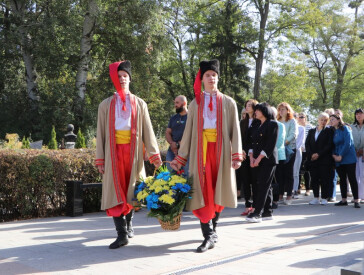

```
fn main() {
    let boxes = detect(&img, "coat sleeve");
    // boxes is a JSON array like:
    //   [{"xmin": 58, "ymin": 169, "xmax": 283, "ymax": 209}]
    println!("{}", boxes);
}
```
[
  {"xmin": 337, "ymin": 126, "xmax": 351, "ymax": 157},
  {"xmin": 95, "ymin": 101, "xmax": 106, "ymax": 166},
  {"xmin": 276, "ymin": 122, "xmax": 285, "ymax": 149},
  {"xmin": 263, "ymin": 122, "xmax": 278, "ymax": 159},
  {"xmin": 230, "ymin": 100, "xmax": 243, "ymax": 161},
  {"xmin": 141, "ymin": 102, "xmax": 161, "ymax": 164},
  {"xmin": 174, "ymin": 101, "xmax": 195, "ymax": 166},
  {"xmin": 305, "ymin": 129, "xmax": 314, "ymax": 160},
  {"xmin": 286, "ymin": 119, "xmax": 298, "ymax": 144},
  {"xmin": 317, "ymin": 128, "xmax": 334, "ymax": 158}
]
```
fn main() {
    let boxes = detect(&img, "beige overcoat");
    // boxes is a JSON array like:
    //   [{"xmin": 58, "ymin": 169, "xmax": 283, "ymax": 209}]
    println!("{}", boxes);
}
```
[
  {"xmin": 175, "ymin": 91, "xmax": 243, "ymax": 211},
  {"xmin": 96, "ymin": 93, "xmax": 160, "ymax": 210}
]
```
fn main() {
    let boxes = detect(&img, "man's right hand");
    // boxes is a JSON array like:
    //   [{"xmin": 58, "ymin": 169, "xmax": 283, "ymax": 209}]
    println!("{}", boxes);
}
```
[
  {"xmin": 170, "ymin": 160, "xmax": 182, "ymax": 171},
  {"xmin": 97, "ymin": 165, "xmax": 105, "ymax": 174}
]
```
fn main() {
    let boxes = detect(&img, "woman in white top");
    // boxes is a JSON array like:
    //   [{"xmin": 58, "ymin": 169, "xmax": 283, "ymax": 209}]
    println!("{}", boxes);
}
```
[
  {"xmin": 293, "ymin": 113, "xmax": 306, "ymax": 195},
  {"xmin": 351, "ymin": 108, "xmax": 364, "ymax": 203},
  {"xmin": 297, "ymin": 112, "xmax": 313, "ymax": 196}
]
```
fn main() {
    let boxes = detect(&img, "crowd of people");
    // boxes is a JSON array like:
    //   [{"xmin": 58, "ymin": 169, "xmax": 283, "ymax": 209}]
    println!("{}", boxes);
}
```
[
  {"xmin": 95, "ymin": 58, "xmax": 363, "ymax": 253},
  {"xmin": 237, "ymin": 101, "xmax": 364, "ymax": 223}
]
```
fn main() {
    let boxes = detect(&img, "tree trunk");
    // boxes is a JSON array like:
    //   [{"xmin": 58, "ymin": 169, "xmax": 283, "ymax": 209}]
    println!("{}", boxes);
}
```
[
  {"xmin": 253, "ymin": 0, "xmax": 269, "ymax": 100},
  {"xmin": 318, "ymin": 69, "xmax": 327, "ymax": 104},
  {"xmin": 176, "ymin": 37, "xmax": 189, "ymax": 97},
  {"xmin": 333, "ymin": 74, "xmax": 344, "ymax": 109},
  {"xmin": 253, "ymin": 51, "xmax": 264, "ymax": 100},
  {"xmin": 75, "ymin": 0, "xmax": 99, "ymax": 101},
  {"xmin": 9, "ymin": 1, "xmax": 39, "ymax": 103}
]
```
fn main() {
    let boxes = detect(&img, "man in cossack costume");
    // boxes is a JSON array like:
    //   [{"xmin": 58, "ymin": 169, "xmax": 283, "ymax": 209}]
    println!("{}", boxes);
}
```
[
  {"xmin": 171, "ymin": 60, "xmax": 244, "ymax": 253},
  {"xmin": 96, "ymin": 60, "xmax": 162, "ymax": 249}
]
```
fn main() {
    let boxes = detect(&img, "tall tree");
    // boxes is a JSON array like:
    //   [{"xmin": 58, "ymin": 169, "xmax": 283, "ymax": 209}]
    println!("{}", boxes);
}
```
[
  {"xmin": 292, "ymin": 0, "xmax": 363, "ymax": 109},
  {"xmin": 7, "ymin": 0, "xmax": 39, "ymax": 103},
  {"xmin": 75, "ymin": 0, "xmax": 99, "ymax": 118},
  {"xmin": 241, "ymin": 0, "xmax": 324, "ymax": 100}
]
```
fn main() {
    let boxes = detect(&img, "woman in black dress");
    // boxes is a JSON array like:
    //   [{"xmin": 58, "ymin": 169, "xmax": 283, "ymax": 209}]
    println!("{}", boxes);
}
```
[
  {"xmin": 237, "ymin": 99, "xmax": 260, "ymax": 216},
  {"xmin": 246, "ymin": 103, "xmax": 278, "ymax": 223}
]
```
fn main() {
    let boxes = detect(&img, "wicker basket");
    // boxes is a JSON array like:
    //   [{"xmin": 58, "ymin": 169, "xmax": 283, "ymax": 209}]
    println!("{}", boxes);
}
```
[{"xmin": 158, "ymin": 213, "xmax": 182, "ymax": 231}]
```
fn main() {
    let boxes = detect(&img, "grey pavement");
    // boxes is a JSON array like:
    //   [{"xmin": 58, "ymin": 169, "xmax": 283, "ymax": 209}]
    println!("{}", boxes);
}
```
[{"xmin": 0, "ymin": 190, "xmax": 363, "ymax": 275}]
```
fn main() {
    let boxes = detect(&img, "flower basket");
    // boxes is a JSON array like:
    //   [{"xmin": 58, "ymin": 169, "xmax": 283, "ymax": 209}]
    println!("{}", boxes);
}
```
[
  {"xmin": 158, "ymin": 213, "xmax": 182, "ymax": 231},
  {"xmin": 135, "ymin": 166, "xmax": 192, "ymax": 231}
]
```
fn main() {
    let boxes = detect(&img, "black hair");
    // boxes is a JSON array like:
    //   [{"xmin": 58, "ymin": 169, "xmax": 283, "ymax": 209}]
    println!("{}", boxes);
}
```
[
  {"xmin": 354, "ymin": 108, "xmax": 364, "ymax": 125},
  {"xmin": 255, "ymin": 102, "xmax": 274, "ymax": 121}
]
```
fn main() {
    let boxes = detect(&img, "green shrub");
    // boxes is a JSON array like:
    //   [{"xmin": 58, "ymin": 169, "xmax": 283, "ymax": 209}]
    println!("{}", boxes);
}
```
[
  {"xmin": 48, "ymin": 126, "xmax": 57, "ymax": 149},
  {"xmin": 0, "ymin": 149, "xmax": 101, "ymax": 222},
  {"xmin": 21, "ymin": 136, "xmax": 30, "ymax": 149},
  {"xmin": 0, "ymin": 149, "xmax": 166, "ymax": 222},
  {"xmin": 75, "ymin": 128, "xmax": 86, "ymax": 149}
]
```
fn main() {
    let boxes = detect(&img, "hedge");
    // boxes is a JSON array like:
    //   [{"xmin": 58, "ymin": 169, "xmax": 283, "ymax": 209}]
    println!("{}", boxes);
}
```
[
  {"xmin": 0, "ymin": 149, "xmax": 164, "ymax": 222},
  {"xmin": 0, "ymin": 149, "xmax": 100, "ymax": 222}
]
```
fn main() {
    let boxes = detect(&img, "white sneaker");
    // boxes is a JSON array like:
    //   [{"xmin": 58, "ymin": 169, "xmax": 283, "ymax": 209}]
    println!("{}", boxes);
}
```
[
  {"xmin": 283, "ymin": 199, "xmax": 292, "ymax": 205},
  {"xmin": 309, "ymin": 198, "xmax": 320, "ymax": 205},
  {"xmin": 246, "ymin": 215, "xmax": 262, "ymax": 223},
  {"xmin": 320, "ymin": 199, "xmax": 328, "ymax": 205}
]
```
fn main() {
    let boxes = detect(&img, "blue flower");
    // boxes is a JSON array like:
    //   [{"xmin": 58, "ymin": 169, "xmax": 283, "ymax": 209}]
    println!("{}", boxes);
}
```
[
  {"xmin": 156, "ymin": 171, "xmax": 171, "ymax": 181},
  {"xmin": 172, "ymin": 183, "xmax": 191, "ymax": 193},
  {"xmin": 146, "ymin": 193, "xmax": 160, "ymax": 210},
  {"xmin": 135, "ymin": 182, "xmax": 146, "ymax": 195}
]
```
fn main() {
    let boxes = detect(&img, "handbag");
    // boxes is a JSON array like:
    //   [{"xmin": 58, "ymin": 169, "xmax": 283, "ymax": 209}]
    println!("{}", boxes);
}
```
[{"xmin": 284, "ymin": 145, "xmax": 294, "ymax": 164}]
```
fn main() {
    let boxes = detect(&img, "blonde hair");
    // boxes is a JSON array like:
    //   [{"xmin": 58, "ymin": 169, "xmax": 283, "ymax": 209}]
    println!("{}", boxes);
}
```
[
  {"xmin": 324, "ymin": 108, "xmax": 335, "ymax": 116},
  {"xmin": 277, "ymin": 102, "xmax": 294, "ymax": 121},
  {"xmin": 318, "ymin": 112, "xmax": 329, "ymax": 121}
]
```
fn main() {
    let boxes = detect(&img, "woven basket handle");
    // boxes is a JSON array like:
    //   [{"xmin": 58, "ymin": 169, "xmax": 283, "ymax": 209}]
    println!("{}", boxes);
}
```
[{"xmin": 153, "ymin": 160, "xmax": 173, "ymax": 177}]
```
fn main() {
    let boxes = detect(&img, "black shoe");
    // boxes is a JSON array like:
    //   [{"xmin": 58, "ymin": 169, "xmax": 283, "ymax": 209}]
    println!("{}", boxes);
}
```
[
  {"xmin": 109, "ymin": 216, "xmax": 129, "ymax": 249},
  {"xmin": 109, "ymin": 235, "xmax": 128, "ymax": 249},
  {"xmin": 246, "ymin": 213, "xmax": 262, "ymax": 223},
  {"xmin": 196, "ymin": 238, "xmax": 215, "ymax": 253},
  {"xmin": 262, "ymin": 212, "xmax": 273, "ymax": 221},
  {"xmin": 125, "ymin": 210, "xmax": 135, "ymax": 238},
  {"xmin": 335, "ymin": 201, "xmax": 348, "ymax": 206},
  {"xmin": 212, "ymin": 212, "xmax": 220, "ymax": 243},
  {"xmin": 272, "ymin": 202, "xmax": 278, "ymax": 209},
  {"xmin": 197, "ymin": 221, "xmax": 215, "ymax": 252},
  {"xmin": 354, "ymin": 202, "xmax": 361, "ymax": 208}
]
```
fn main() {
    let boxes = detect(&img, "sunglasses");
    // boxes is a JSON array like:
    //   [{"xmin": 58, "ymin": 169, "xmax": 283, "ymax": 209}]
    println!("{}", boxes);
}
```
[{"xmin": 299, "ymin": 116, "xmax": 305, "ymax": 119}]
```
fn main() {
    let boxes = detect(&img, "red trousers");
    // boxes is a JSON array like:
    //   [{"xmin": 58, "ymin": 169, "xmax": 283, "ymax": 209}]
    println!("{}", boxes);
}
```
[
  {"xmin": 106, "ymin": 144, "xmax": 133, "ymax": 217},
  {"xmin": 193, "ymin": 142, "xmax": 224, "ymax": 223}
]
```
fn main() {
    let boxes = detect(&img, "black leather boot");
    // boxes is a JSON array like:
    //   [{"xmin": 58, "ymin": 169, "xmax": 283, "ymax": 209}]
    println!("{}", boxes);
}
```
[
  {"xmin": 211, "ymin": 212, "xmax": 220, "ymax": 243},
  {"xmin": 109, "ymin": 216, "xmax": 129, "ymax": 249},
  {"xmin": 196, "ymin": 220, "xmax": 215, "ymax": 253},
  {"xmin": 125, "ymin": 209, "xmax": 135, "ymax": 238}
]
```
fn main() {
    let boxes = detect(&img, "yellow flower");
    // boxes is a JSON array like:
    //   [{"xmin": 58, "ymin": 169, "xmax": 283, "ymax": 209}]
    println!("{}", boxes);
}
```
[
  {"xmin": 137, "ymin": 190, "xmax": 148, "ymax": 201},
  {"xmin": 144, "ymin": 176, "xmax": 155, "ymax": 185},
  {"xmin": 149, "ymin": 179, "xmax": 165, "ymax": 191},
  {"xmin": 159, "ymin": 194, "xmax": 175, "ymax": 205},
  {"xmin": 155, "ymin": 185, "xmax": 170, "ymax": 193},
  {"xmin": 168, "ymin": 175, "xmax": 187, "ymax": 186}
]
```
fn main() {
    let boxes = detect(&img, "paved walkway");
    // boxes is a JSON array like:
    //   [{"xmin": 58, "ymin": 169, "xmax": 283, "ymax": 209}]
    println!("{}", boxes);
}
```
[{"xmin": 0, "ymin": 192, "xmax": 363, "ymax": 275}]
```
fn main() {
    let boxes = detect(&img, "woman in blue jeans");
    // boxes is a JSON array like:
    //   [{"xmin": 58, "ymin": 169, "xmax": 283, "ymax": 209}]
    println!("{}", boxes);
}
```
[{"xmin": 330, "ymin": 114, "xmax": 360, "ymax": 208}]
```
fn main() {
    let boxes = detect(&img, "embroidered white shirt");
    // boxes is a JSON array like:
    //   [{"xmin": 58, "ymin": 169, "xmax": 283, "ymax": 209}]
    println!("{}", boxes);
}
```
[
  {"xmin": 115, "ymin": 93, "xmax": 131, "ymax": 130},
  {"xmin": 203, "ymin": 92, "xmax": 217, "ymax": 129}
]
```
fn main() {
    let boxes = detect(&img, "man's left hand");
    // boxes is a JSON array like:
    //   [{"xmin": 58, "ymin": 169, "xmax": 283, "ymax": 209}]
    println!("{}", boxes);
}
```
[{"xmin": 232, "ymin": 160, "xmax": 241, "ymax": 170}]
